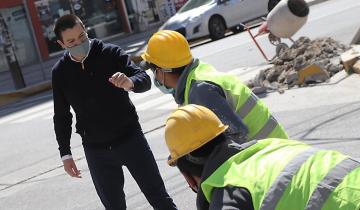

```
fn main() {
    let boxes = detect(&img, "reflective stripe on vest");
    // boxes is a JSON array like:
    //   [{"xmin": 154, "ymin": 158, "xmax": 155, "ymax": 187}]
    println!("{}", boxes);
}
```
[
  {"xmin": 238, "ymin": 93, "xmax": 258, "ymax": 119},
  {"xmin": 305, "ymin": 158, "xmax": 360, "ymax": 210},
  {"xmin": 201, "ymin": 139, "xmax": 360, "ymax": 210},
  {"xmin": 253, "ymin": 116, "xmax": 278, "ymax": 140},
  {"xmin": 184, "ymin": 62, "xmax": 288, "ymax": 140},
  {"xmin": 262, "ymin": 153, "xmax": 360, "ymax": 210},
  {"xmin": 260, "ymin": 147, "xmax": 320, "ymax": 210},
  {"xmin": 236, "ymin": 91, "xmax": 280, "ymax": 139}
]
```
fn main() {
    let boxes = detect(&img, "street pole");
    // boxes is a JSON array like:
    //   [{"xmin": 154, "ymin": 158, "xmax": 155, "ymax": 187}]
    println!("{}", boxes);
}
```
[{"xmin": 0, "ymin": 12, "xmax": 25, "ymax": 89}]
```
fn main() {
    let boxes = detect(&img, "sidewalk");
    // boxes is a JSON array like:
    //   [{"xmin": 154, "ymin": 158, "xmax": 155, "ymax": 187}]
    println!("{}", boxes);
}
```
[
  {"xmin": 0, "ymin": 0, "xmax": 334, "ymax": 106},
  {"xmin": 0, "ymin": 26, "xmax": 159, "ymax": 106}
]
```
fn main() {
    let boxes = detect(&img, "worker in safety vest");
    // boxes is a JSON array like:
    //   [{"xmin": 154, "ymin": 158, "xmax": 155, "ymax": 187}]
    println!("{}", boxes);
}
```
[
  {"xmin": 164, "ymin": 104, "xmax": 360, "ymax": 210},
  {"xmin": 141, "ymin": 30, "xmax": 288, "ymax": 142}
]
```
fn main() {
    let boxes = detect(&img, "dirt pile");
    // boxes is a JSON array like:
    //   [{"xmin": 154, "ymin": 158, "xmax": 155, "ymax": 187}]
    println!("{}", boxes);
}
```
[{"xmin": 247, "ymin": 36, "xmax": 349, "ymax": 94}]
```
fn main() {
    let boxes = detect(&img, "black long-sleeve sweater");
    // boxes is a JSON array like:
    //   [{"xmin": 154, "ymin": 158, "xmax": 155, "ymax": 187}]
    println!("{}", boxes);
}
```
[{"xmin": 52, "ymin": 39, "xmax": 151, "ymax": 157}]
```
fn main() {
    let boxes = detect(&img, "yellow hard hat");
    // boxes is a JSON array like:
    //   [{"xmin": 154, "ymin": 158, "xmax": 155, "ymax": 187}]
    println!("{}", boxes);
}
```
[
  {"xmin": 165, "ymin": 104, "xmax": 228, "ymax": 166},
  {"xmin": 141, "ymin": 30, "xmax": 192, "ymax": 69}
]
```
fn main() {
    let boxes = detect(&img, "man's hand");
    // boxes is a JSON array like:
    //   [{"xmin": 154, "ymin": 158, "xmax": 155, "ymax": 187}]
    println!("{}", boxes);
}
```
[
  {"xmin": 63, "ymin": 158, "xmax": 82, "ymax": 178},
  {"xmin": 109, "ymin": 72, "xmax": 134, "ymax": 91}
]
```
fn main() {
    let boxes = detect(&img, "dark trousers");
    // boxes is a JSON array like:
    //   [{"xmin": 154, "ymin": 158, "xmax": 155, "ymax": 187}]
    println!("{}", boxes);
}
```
[{"xmin": 83, "ymin": 129, "xmax": 177, "ymax": 210}]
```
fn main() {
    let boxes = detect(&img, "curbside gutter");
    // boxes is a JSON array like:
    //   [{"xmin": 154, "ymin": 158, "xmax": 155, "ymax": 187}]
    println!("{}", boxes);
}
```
[
  {"xmin": 0, "ymin": 55, "xmax": 145, "ymax": 108},
  {"xmin": 0, "ymin": 81, "xmax": 51, "ymax": 107}
]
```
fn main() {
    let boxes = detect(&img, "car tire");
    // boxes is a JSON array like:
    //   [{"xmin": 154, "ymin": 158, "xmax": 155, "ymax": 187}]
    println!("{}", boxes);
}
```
[
  {"xmin": 209, "ymin": 16, "xmax": 226, "ymax": 40},
  {"xmin": 268, "ymin": 0, "xmax": 281, "ymax": 12}
]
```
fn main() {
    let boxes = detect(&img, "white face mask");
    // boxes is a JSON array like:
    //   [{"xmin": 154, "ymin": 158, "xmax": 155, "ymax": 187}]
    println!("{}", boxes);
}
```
[
  {"xmin": 153, "ymin": 69, "xmax": 175, "ymax": 95},
  {"xmin": 66, "ymin": 38, "xmax": 90, "ymax": 59},
  {"xmin": 154, "ymin": 77, "xmax": 175, "ymax": 94}
]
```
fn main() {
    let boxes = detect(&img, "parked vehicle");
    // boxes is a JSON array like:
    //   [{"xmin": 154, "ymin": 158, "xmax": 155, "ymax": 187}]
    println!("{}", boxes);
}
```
[{"xmin": 159, "ymin": 0, "xmax": 280, "ymax": 40}]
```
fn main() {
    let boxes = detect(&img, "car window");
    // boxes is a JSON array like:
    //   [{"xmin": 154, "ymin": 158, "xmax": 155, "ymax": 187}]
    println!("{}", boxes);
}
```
[{"xmin": 178, "ymin": 0, "xmax": 214, "ymax": 13}]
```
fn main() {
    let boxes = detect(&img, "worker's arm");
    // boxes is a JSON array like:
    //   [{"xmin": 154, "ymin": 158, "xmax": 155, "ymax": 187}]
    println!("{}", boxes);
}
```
[
  {"xmin": 209, "ymin": 186, "xmax": 254, "ymax": 210},
  {"xmin": 188, "ymin": 81, "xmax": 248, "ymax": 138}
]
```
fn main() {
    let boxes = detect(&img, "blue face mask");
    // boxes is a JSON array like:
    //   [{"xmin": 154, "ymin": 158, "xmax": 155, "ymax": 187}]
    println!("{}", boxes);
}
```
[
  {"xmin": 66, "ymin": 38, "xmax": 90, "ymax": 59},
  {"xmin": 154, "ymin": 77, "xmax": 175, "ymax": 95}
]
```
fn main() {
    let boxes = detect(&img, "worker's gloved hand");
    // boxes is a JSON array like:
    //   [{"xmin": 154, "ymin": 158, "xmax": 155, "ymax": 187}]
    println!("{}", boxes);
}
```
[
  {"xmin": 109, "ymin": 72, "xmax": 134, "ymax": 91},
  {"xmin": 63, "ymin": 158, "xmax": 82, "ymax": 178}
]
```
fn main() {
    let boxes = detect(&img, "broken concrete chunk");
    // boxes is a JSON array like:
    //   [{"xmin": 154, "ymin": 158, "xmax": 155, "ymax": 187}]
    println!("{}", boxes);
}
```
[
  {"xmin": 297, "ymin": 64, "xmax": 329, "ymax": 85},
  {"xmin": 328, "ymin": 64, "xmax": 343, "ymax": 75},
  {"xmin": 294, "ymin": 56, "xmax": 306, "ymax": 70},
  {"xmin": 315, "ymin": 59, "xmax": 330, "ymax": 69},
  {"xmin": 266, "ymin": 66, "xmax": 284, "ymax": 82},
  {"xmin": 251, "ymin": 86, "xmax": 267, "ymax": 95},
  {"xmin": 253, "ymin": 69, "xmax": 266, "ymax": 87},
  {"xmin": 273, "ymin": 58, "xmax": 284, "ymax": 65},
  {"xmin": 330, "ymin": 56, "xmax": 341, "ymax": 66},
  {"xmin": 285, "ymin": 70, "xmax": 299, "ymax": 85},
  {"xmin": 353, "ymin": 60, "xmax": 360, "ymax": 74},
  {"xmin": 277, "ymin": 70, "xmax": 287, "ymax": 83},
  {"xmin": 278, "ymin": 89, "xmax": 285, "ymax": 94},
  {"xmin": 245, "ymin": 79, "xmax": 254, "ymax": 88},
  {"xmin": 307, "ymin": 45, "xmax": 322, "ymax": 56},
  {"xmin": 340, "ymin": 48, "xmax": 360, "ymax": 72},
  {"xmin": 304, "ymin": 73, "xmax": 330, "ymax": 84},
  {"xmin": 262, "ymin": 80, "xmax": 279, "ymax": 90},
  {"xmin": 250, "ymin": 37, "xmax": 349, "ymax": 93}
]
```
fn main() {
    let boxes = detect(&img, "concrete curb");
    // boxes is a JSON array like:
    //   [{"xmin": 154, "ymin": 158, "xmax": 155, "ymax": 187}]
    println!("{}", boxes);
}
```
[
  {"xmin": 0, "ymin": 81, "xmax": 52, "ymax": 107},
  {"xmin": 0, "ymin": 54, "xmax": 144, "ymax": 107}
]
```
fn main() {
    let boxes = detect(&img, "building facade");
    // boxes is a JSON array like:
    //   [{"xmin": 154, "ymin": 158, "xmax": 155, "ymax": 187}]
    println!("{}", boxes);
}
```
[{"xmin": 0, "ymin": 0, "xmax": 188, "ymax": 72}]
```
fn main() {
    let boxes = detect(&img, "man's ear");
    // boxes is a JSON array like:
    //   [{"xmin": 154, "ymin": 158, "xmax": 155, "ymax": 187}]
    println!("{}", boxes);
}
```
[{"xmin": 57, "ymin": 40, "xmax": 66, "ymax": 49}]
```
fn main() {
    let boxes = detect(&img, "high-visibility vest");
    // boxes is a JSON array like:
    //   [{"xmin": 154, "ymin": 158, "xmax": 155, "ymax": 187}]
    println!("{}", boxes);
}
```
[
  {"xmin": 184, "ymin": 62, "xmax": 288, "ymax": 140},
  {"xmin": 201, "ymin": 138, "xmax": 360, "ymax": 210}
]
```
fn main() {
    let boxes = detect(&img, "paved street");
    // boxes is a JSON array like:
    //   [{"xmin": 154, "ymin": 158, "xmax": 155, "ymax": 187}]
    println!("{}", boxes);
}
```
[
  {"xmin": 1, "ymin": 0, "xmax": 360, "ymax": 209},
  {"xmin": 192, "ymin": 0, "xmax": 360, "ymax": 70}
]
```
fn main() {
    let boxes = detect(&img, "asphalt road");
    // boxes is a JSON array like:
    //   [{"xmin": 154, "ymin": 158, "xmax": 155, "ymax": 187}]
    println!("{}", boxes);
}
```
[
  {"xmin": 1, "ymin": 0, "xmax": 360, "ymax": 209},
  {"xmin": 192, "ymin": 0, "xmax": 360, "ymax": 70}
]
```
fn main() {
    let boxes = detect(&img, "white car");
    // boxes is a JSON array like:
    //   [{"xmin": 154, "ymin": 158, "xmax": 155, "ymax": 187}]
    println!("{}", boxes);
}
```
[{"xmin": 160, "ymin": 0, "xmax": 280, "ymax": 40}]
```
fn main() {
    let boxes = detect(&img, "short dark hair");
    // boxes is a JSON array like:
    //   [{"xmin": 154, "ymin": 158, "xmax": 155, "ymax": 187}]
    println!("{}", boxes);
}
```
[
  {"xmin": 176, "ymin": 133, "xmax": 226, "ymax": 177},
  {"xmin": 53, "ymin": 14, "xmax": 85, "ymax": 41}
]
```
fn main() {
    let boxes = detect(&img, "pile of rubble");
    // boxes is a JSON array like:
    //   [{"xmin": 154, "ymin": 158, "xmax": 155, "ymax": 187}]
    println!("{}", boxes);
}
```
[{"xmin": 247, "ymin": 36, "xmax": 349, "ymax": 94}]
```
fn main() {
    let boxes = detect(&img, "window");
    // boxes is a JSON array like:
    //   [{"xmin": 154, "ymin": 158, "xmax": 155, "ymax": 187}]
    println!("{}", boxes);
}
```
[
  {"xmin": 178, "ymin": 0, "xmax": 213, "ymax": 14},
  {"xmin": 0, "ymin": 6, "xmax": 38, "ymax": 72},
  {"xmin": 35, "ymin": 0, "xmax": 123, "ymax": 54}
]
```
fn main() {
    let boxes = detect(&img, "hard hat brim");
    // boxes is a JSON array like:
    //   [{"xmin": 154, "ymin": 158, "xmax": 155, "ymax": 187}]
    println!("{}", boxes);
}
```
[{"xmin": 139, "ymin": 60, "xmax": 152, "ymax": 70}]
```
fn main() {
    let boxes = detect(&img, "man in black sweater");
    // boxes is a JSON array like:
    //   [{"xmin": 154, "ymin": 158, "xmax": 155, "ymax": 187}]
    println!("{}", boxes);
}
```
[{"xmin": 52, "ymin": 14, "xmax": 177, "ymax": 210}]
